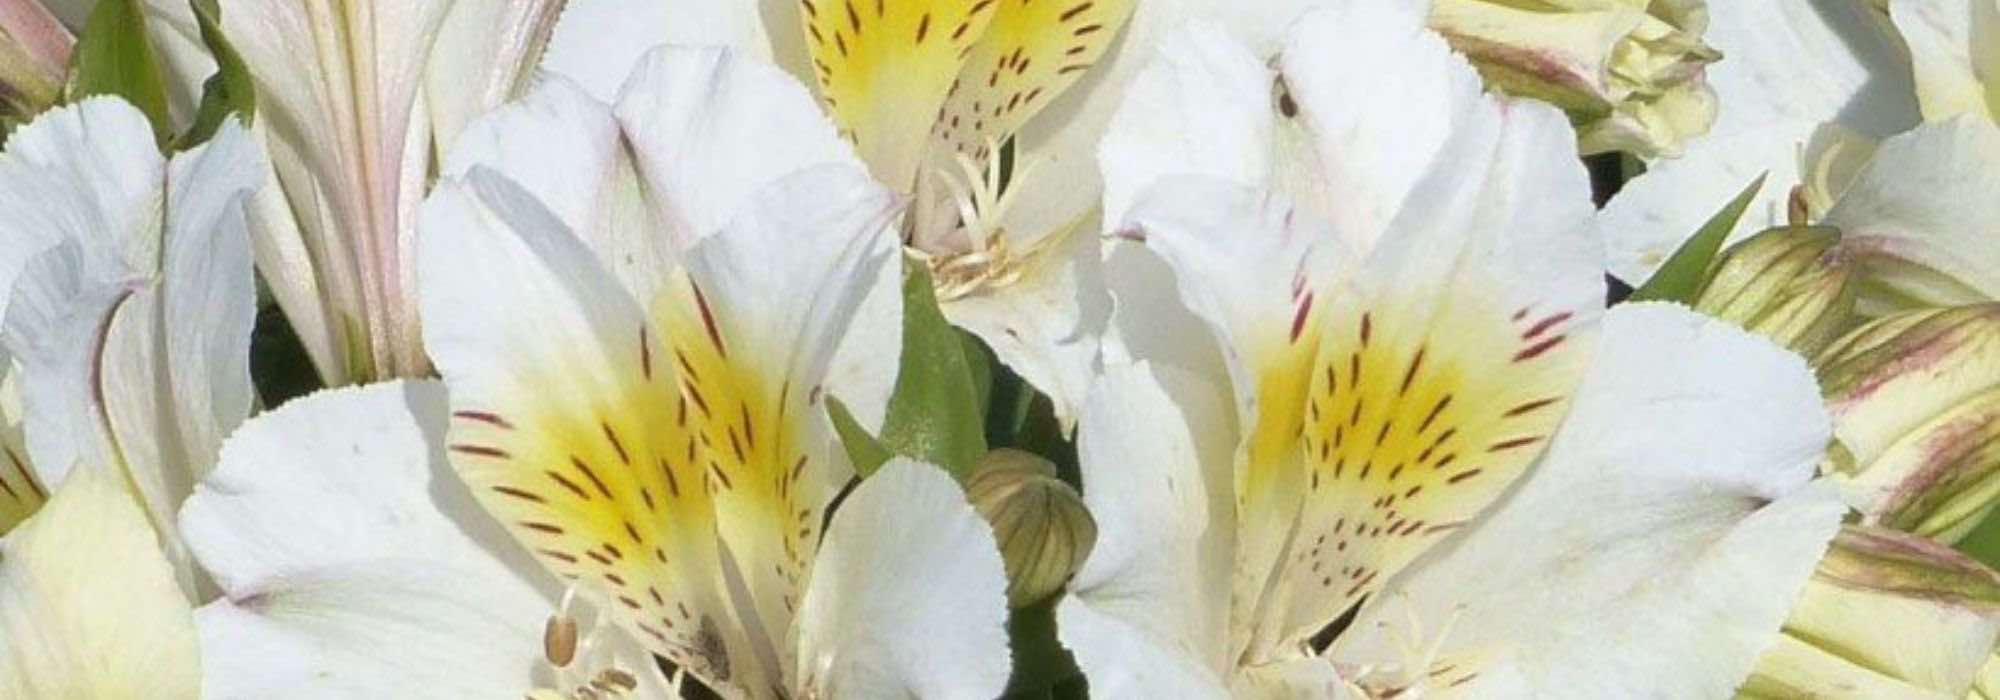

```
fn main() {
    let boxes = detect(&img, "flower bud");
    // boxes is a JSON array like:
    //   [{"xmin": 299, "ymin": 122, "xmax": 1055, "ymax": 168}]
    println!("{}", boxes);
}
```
[
  {"xmin": 964, "ymin": 449, "xmax": 1097, "ymax": 608},
  {"xmin": 1692, "ymin": 225, "xmax": 1856, "ymax": 357},
  {"xmin": 1817, "ymin": 305, "xmax": 2000, "ymax": 541},
  {"xmin": 1741, "ymin": 526, "xmax": 2000, "ymax": 698},
  {"xmin": 1429, "ymin": 0, "xmax": 1720, "ymax": 158},
  {"xmin": 0, "ymin": 1, "xmax": 70, "ymax": 140}
]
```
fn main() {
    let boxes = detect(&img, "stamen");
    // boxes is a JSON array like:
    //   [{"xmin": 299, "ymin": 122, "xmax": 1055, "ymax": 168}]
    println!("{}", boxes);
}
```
[
  {"xmin": 914, "ymin": 138, "xmax": 1072, "ymax": 300},
  {"xmin": 1341, "ymin": 594, "xmax": 1473, "ymax": 698},
  {"xmin": 545, "ymin": 584, "xmax": 583, "ymax": 667},
  {"xmin": 532, "ymin": 582, "xmax": 649, "ymax": 699}
]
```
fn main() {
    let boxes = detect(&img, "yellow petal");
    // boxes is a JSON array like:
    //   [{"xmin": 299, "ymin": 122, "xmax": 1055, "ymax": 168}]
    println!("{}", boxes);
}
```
[
  {"xmin": 422, "ymin": 171, "xmax": 753, "ymax": 692},
  {"xmin": 0, "ymin": 464, "xmax": 197, "ymax": 699},
  {"xmin": 1263, "ymin": 285, "xmax": 1591, "ymax": 644},
  {"xmin": 803, "ymin": 0, "xmax": 999, "ymax": 189},
  {"xmin": 931, "ymin": 0, "xmax": 1137, "ymax": 163},
  {"xmin": 423, "ymin": 158, "xmax": 894, "ymax": 698}
]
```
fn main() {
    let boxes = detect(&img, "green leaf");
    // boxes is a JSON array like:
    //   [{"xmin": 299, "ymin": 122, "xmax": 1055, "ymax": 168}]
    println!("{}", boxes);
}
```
[
  {"xmin": 961, "ymin": 329, "xmax": 995, "ymax": 421},
  {"xmin": 876, "ymin": 258, "xmax": 988, "ymax": 479},
  {"xmin": 1628, "ymin": 173, "xmax": 1767, "ymax": 304},
  {"xmin": 1957, "ymin": 507, "xmax": 2000, "ymax": 570},
  {"xmin": 173, "ymin": 0, "xmax": 257, "ymax": 150},
  {"xmin": 65, "ymin": 0, "xmax": 172, "ymax": 145},
  {"xmin": 826, "ymin": 397, "xmax": 895, "ymax": 478}
]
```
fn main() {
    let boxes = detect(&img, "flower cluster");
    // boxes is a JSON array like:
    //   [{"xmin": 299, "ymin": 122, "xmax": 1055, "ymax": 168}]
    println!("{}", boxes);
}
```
[{"xmin": 0, "ymin": 0, "xmax": 1996, "ymax": 698}]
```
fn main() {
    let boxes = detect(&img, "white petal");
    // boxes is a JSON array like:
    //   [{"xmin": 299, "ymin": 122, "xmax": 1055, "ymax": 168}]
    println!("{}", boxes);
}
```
[
  {"xmin": 1117, "ymin": 176, "xmax": 1336, "ymax": 428},
  {"xmin": 4, "ymin": 115, "xmax": 262, "ymax": 591},
  {"xmin": 1701, "ymin": 1, "xmax": 1918, "ymax": 139},
  {"xmin": 0, "ymin": 463, "xmax": 198, "ymax": 699},
  {"xmin": 426, "ymin": 0, "xmax": 565, "ymax": 150},
  {"xmin": 1600, "ymin": 0, "xmax": 1919, "ymax": 285},
  {"xmin": 1823, "ymin": 116, "xmax": 2000, "ymax": 306},
  {"xmin": 442, "ymin": 76, "xmax": 623, "ymax": 232},
  {"xmin": 1097, "ymin": 20, "xmax": 1275, "ymax": 238},
  {"xmin": 97, "ymin": 284, "xmax": 201, "ymax": 583},
  {"xmin": 824, "ymin": 250, "xmax": 902, "ymax": 432},
  {"xmin": 796, "ymin": 459, "xmax": 1011, "ymax": 699},
  {"xmin": 1011, "ymin": 0, "xmax": 1324, "ymax": 244},
  {"xmin": 224, "ymin": 0, "xmax": 457, "ymax": 376},
  {"xmin": 1332, "ymin": 303, "xmax": 1846, "ymax": 699},
  {"xmin": 539, "ymin": 0, "xmax": 781, "ymax": 102},
  {"xmin": 1889, "ymin": 0, "xmax": 2000, "ymax": 122},
  {"xmin": 612, "ymin": 45, "xmax": 858, "ymax": 246},
  {"xmin": 242, "ymin": 119, "xmax": 347, "ymax": 385},
  {"xmin": 678, "ymin": 163, "xmax": 899, "ymax": 403},
  {"xmin": 1, "ymin": 241, "xmax": 123, "ymax": 496},
  {"xmin": 943, "ymin": 227, "xmax": 1108, "ymax": 429},
  {"xmin": 1277, "ymin": 2, "xmax": 1488, "ymax": 253},
  {"xmin": 1063, "ymin": 362, "xmax": 1236, "ymax": 680},
  {"xmin": 1055, "ymin": 597, "xmax": 1231, "ymax": 700},
  {"xmin": 446, "ymin": 45, "xmax": 864, "ymax": 304},
  {"xmin": 1098, "ymin": 240, "xmax": 1227, "ymax": 381},
  {"xmin": 419, "ymin": 164, "xmax": 651, "ymax": 400},
  {"xmin": 181, "ymin": 380, "xmax": 558, "ymax": 698},
  {"xmin": 158, "ymin": 118, "xmax": 263, "ymax": 481},
  {"xmin": 442, "ymin": 74, "xmax": 675, "ymax": 302},
  {"xmin": 0, "ymin": 97, "xmax": 164, "ymax": 295}
]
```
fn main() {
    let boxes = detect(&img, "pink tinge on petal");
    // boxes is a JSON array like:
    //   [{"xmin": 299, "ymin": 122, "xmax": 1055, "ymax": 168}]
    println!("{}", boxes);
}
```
[{"xmin": 0, "ymin": 0, "xmax": 73, "ymax": 78}]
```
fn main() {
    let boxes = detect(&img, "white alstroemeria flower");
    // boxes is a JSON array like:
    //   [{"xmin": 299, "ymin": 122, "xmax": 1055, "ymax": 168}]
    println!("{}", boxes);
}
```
[
  {"xmin": 1598, "ymin": 0, "xmax": 1921, "ymax": 285},
  {"xmin": 412, "ymin": 64, "xmax": 1012, "ymax": 697},
  {"xmin": 1080, "ymin": 4, "xmax": 1845, "ymax": 695},
  {"xmin": 149, "ymin": 0, "xmax": 565, "ymax": 384},
  {"xmin": 1884, "ymin": 0, "xmax": 2000, "ymax": 124},
  {"xmin": 182, "ymin": 380, "xmax": 674, "ymax": 698},
  {"xmin": 539, "ymin": 0, "xmax": 1319, "ymax": 425},
  {"xmin": 431, "ymin": 43, "xmax": 907, "ymax": 426},
  {"xmin": 0, "ymin": 463, "xmax": 199, "ymax": 699},
  {"xmin": 1063, "ymin": 307, "xmax": 1847, "ymax": 698},
  {"xmin": 0, "ymin": 98, "xmax": 260, "ymax": 589},
  {"xmin": 185, "ymin": 381, "xmax": 1004, "ymax": 699}
]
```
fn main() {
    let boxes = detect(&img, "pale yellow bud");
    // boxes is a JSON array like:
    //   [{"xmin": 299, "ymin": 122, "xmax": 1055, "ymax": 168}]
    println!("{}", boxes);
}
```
[
  {"xmin": 1429, "ymin": 0, "xmax": 1720, "ymax": 157},
  {"xmin": 1693, "ymin": 226, "xmax": 1857, "ymax": 357},
  {"xmin": 1742, "ymin": 526, "xmax": 2000, "ymax": 699},
  {"xmin": 964, "ymin": 449, "xmax": 1097, "ymax": 608},
  {"xmin": 1818, "ymin": 305, "xmax": 2000, "ymax": 541}
]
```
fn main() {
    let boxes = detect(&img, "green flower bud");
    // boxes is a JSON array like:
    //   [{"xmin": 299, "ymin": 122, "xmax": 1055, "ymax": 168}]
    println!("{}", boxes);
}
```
[
  {"xmin": 1429, "ymin": 0, "xmax": 1720, "ymax": 158},
  {"xmin": 1818, "ymin": 305, "xmax": 2000, "ymax": 542},
  {"xmin": 1692, "ymin": 225, "xmax": 1857, "ymax": 357},
  {"xmin": 964, "ymin": 449, "xmax": 1096, "ymax": 608},
  {"xmin": 1741, "ymin": 526, "xmax": 2000, "ymax": 699}
]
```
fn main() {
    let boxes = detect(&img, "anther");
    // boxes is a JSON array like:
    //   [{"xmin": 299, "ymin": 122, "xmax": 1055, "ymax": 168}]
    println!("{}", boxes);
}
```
[{"xmin": 544, "ymin": 615, "xmax": 579, "ymax": 667}]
